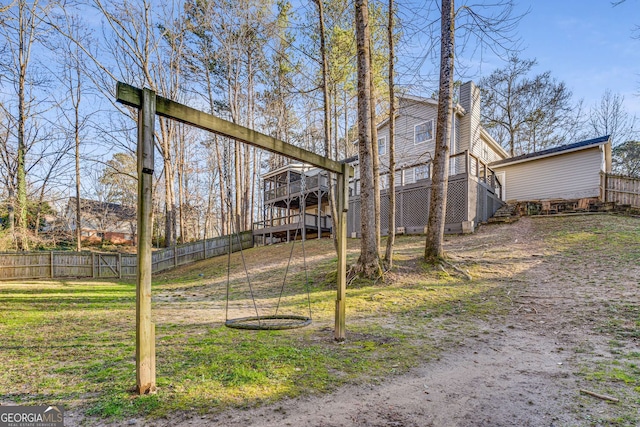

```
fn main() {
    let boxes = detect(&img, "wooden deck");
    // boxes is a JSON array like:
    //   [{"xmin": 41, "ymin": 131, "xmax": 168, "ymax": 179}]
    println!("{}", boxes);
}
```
[{"xmin": 253, "ymin": 213, "xmax": 332, "ymax": 244}]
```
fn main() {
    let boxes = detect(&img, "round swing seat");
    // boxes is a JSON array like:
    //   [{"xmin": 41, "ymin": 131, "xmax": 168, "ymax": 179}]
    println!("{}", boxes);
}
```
[{"xmin": 225, "ymin": 314, "xmax": 312, "ymax": 330}]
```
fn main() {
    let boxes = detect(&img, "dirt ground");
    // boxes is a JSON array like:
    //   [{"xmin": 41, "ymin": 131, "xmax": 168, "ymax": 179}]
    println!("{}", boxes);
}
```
[{"xmin": 76, "ymin": 215, "xmax": 640, "ymax": 427}]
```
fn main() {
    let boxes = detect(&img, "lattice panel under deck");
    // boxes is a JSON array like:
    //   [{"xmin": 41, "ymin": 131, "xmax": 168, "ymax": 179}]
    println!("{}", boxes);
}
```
[
  {"xmin": 402, "ymin": 187, "xmax": 430, "ymax": 229},
  {"xmin": 446, "ymin": 180, "xmax": 467, "ymax": 223}
]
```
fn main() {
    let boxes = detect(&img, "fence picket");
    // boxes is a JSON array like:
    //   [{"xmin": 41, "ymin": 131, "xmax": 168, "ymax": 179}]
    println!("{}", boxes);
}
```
[
  {"xmin": 603, "ymin": 173, "xmax": 640, "ymax": 208},
  {"xmin": 0, "ymin": 231, "xmax": 253, "ymax": 281}
]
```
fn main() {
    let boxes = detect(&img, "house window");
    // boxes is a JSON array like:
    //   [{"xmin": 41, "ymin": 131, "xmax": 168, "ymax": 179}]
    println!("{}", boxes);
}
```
[
  {"xmin": 404, "ymin": 168, "xmax": 415, "ymax": 184},
  {"xmin": 414, "ymin": 120, "xmax": 433, "ymax": 144},
  {"xmin": 378, "ymin": 136, "xmax": 387, "ymax": 156},
  {"xmin": 415, "ymin": 164, "xmax": 430, "ymax": 181}
]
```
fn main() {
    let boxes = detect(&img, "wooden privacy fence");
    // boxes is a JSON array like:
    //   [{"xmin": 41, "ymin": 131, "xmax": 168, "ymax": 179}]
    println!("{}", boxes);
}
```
[
  {"xmin": 602, "ymin": 173, "xmax": 640, "ymax": 208},
  {"xmin": 0, "ymin": 231, "xmax": 253, "ymax": 281}
]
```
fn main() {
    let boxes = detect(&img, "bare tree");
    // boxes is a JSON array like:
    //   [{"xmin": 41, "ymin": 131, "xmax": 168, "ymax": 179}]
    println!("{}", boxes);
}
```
[
  {"xmin": 314, "ymin": 0, "xmax": 340, "ymax": 251},
  {"xmin": 425, "ymin": 0, "xmax": 454, "ymax": 262},
  {"xmin": 89, "ymin": 0, "xmax": 189, "ymax": 247},
  {"xmin": 0, "ymin": 0, "xmax": 52, "ymax": 249},
  {"xmin": 425, "ymin": 0, "xmax": 520, "ymax": 261},
  {"xmin": 589, "ymin": 90, "xmax": 637, "ymax": 147},
  {"xmin": 50, "ymin": 13, "xmax": 94, "ymax": 251},
  {"xmin": 480, "ymin": 56, "xmax": 575, "ymax": 156},
  {"xmin": 0, "ymin": 106, "xmax": 16, "ymax": 241},
  {"xmin": 353, "ymin": 0, "xmax": 382, "ymax": 278},
  {"xmin": 384, "ymin": 0, "xmax": 396, "ymax": 268}
]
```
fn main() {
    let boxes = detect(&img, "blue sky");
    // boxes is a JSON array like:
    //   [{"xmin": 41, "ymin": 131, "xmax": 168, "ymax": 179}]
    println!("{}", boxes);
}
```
[{"xmin": 504, "ymin": 0, "xmax": 640, "ymax": 116}]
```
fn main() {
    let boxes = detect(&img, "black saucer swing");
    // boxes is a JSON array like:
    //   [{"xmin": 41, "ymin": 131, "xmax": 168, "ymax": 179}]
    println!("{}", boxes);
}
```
[{"xmin": 223, "ymin": 171, "xmax": 312, "ymax": 331}]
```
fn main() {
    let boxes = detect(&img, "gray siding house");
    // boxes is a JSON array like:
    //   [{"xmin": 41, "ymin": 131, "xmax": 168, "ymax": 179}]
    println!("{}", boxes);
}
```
[
  {"xmin": 255, "ymin": 82, "xmax": 613, "ymax": 243},
  {"xmin": 256, "ymin": 81, "xmax": 507, "ymax": 243}
]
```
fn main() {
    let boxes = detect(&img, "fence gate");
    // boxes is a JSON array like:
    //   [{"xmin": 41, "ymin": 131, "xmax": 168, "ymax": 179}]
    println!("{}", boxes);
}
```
[{"xmin": 94, "ymin": 253, "xmax": 121, "ymax": 278}]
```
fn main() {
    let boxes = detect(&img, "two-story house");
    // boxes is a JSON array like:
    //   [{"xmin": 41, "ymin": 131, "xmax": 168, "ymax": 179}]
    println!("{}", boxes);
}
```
[
  {"xmin": 347, "ymin": 81, "xmax": 508, "ymax": 236},
  {"xmin": 255, "ymin": 81, "xmax": 507, "ymax": 243}
]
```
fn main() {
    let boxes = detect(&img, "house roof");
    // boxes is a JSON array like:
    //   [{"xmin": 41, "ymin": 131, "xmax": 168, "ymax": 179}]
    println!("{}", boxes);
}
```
[
  {"xmin": 375, "ymin": 94, "xmax": 467, "ymax": 131},
  {"xmin": 341, "ymin": 155, "xmax": 359, "ymax": 164},
  {"xmin": 68, "ymin": 197, "xmax": 135, "ymax": 221},
  {"xmin": 489, "ymin": 135, "xmax": 611, "ymax": 168},
  {"xmin": 399, "ymin": 93, "xmax": 439, "ymax": 106},
  {"xmin": 261, "ymin": 162, "xmax": 325, "ymax": 180}
]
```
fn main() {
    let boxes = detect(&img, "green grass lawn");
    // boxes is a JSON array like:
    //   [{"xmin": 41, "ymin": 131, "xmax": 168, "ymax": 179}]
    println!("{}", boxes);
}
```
[
  {"xmin": 0, "ymin": 233, "xmax": 507, "ymax": 420},
  {"xmin": 1, "ymin": 214, "xmax": 639, "ymax": 424}
]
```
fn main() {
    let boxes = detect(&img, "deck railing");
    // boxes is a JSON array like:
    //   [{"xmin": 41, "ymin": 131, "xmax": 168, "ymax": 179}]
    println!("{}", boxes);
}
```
[
  {"xmin": 264, "ymin": 174, "xmax": 329, "ymax": 202},
  {"xmin": 254, "ymin": 213, "xmax": 332, "ymax": 231},
  {"xmin": 351, "ymin": 150, "xmax": 502, "ymax": 198}
]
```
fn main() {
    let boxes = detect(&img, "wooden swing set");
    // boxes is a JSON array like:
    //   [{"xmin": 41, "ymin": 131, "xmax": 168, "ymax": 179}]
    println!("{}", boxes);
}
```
[{"xmin": 115, "ymin": 82, "xmax": 353, "ymax": 395}]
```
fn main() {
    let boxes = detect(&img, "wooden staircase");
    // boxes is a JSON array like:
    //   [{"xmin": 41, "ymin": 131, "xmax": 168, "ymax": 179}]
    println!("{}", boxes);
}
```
[{"xmin": 487, "ymin": 203, "xmax": 519, "ymax": 224}]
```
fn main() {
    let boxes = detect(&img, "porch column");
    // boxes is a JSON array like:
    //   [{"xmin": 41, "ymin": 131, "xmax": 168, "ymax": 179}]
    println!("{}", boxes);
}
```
[
  {"xmin": 317, "ymin": 189, "xmax": 322, "ymax": 239},
  {"xmin": 286, "ymin": 200, "xmax": 290, "ymax": 243}
]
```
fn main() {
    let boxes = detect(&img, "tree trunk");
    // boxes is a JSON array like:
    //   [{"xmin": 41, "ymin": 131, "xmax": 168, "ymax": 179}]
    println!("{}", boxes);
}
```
[
  {"xmin": 7, "ymin": 187, "xmax": 15, "ymax": 240},
  {"xmin": 214, "ymin": 139, "xmax": 228, "ymax": 236},
  {"xmin": 384, "ymin": 0, "xmax": 396, "ymax": 267},
  {"xmin": 425, "ymin": 0, "xmax": 455, "ymax": 262},
  {"xmin": 177, "ymin": 125, "xmax": 186, "ymax": 244},
  {"xmin": 160, "ymin": 118, "xmax": 176, "ymax": 248},
  {"xmin": 234, "ymin": 140, "xmax": 242, "ymax": 231},
  {"xmin": 354, "ymin": 0, "xmax": 382, "ymax": 278},
  {"xmin": 75, "ymin": 83, "xmax": 82, "ymax": 251},
  {"xmin": 370, "ymin": 73, "xmax": 380, "ymax": 250},
  {"xmin": 315, "ymin": 0, "xmax": 339, "ymax": 251},
  {"xmin": 16, "ymin": 2, "xmax": 29, "ymax": 251},
  {"xmin": 245, "ymin": 50, "xmax": 254, "ymax": 231}
]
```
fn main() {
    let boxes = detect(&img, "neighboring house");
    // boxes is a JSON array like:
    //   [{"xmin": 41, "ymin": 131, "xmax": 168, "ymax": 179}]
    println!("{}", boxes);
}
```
[
  {"xmin": 66, "ymin": 197, "xmax": 136, "ymax": 245},
  {"xmin": 490, "ymin": 135, "xmax": 612, "ymax": 202},
  {"xmin": 255, "ymin": 81, "xmax": 507, "ymax": 242}
]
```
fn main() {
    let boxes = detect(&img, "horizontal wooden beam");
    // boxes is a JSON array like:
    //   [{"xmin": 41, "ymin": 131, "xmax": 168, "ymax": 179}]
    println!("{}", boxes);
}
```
[{"xmin": 116, "ymin": 82, "xmax": 353, "ymax": 176}]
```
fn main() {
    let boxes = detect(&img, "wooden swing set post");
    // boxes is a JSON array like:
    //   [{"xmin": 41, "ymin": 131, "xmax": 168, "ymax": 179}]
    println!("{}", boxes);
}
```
[
  {"xmin": 116, "ymin": 82, "xmax": 354, "ymax": 394},
  {"xmin": 136, "ymin": 88, "xmax": 156, "ymax": 394},
  {"xmin": 334, "ymin": 163, "xmax": 350, "ymax": 341}
]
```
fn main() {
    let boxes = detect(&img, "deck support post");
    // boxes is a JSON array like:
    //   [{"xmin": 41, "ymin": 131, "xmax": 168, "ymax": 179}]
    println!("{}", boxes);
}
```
[
  {"xmin": 301, "ymin": 194, "xmax": 306, "ymax": 241},
  {"xmin": 317, "ymin": 188, "xmax": 322, "ymax": 239}
]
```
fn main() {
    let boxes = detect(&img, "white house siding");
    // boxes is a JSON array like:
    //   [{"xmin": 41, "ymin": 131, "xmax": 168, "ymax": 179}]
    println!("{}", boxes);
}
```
[
  {"xmin": 458, "ymin": 81, "xmax": 482, "ymax": 155},
  {"xmin": 492, "ymin": 147, "xmax": 604, "ymax": 201},
  {"xmin": 480, "ymin": 132, "xmax": 505, "ymax": 164},
  {"xmin": 458, "ymin": 84, "xmax": 471, "ymax": 152}
]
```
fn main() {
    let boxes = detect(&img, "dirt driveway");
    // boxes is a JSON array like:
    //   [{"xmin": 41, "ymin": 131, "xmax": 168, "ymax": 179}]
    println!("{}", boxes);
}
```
[{"xmin": 107, "ymin": 215, "xmax": 640, "ymax": 426}]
